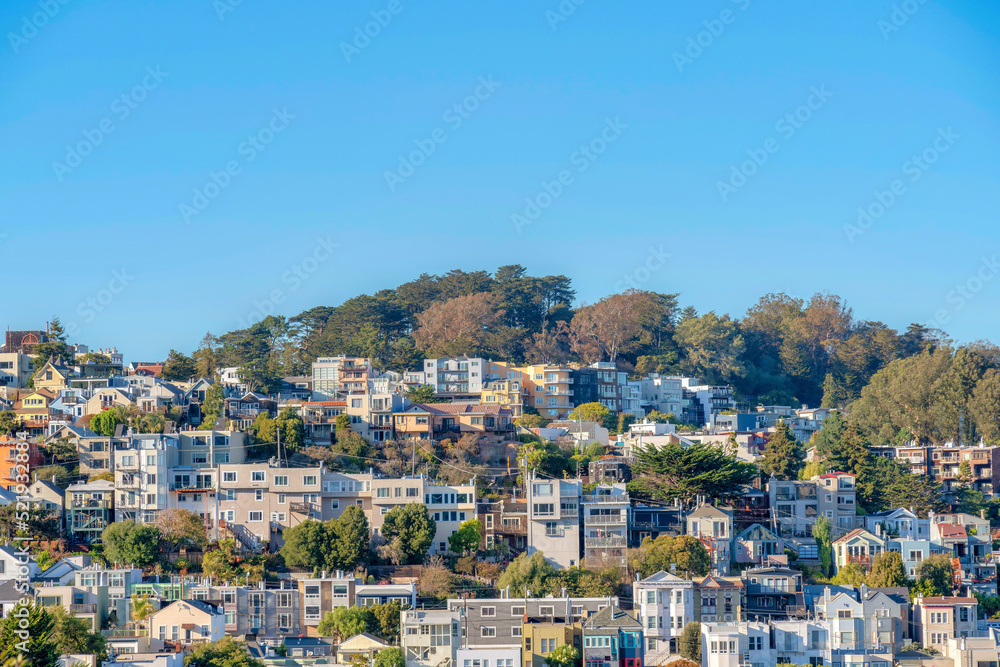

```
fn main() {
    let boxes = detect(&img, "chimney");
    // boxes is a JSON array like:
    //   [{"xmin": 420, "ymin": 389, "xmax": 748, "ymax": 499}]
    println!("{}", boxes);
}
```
[{"xmin": 980, "ymin": 509, "xmax": 986, "ymax": 520}]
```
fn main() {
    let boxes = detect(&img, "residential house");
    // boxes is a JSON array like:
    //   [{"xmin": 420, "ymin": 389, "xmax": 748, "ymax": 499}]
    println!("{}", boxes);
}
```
[
  {"xmin": 742, "ymin": 566, "xmax": 804, "ymax": 621},
  {"xmin": 633, "ymin": 571, "xmax": 695, "ymax": 660},
  {"xmin": 401, "ymin": 609, "xmax": 462, "ymax": 667},
  {"xmin": 582, "ymin": 605, "xmax": 644, "ymax": 667},
  {"xmin": 65, "ymin": 479, "xmax": 115, "ymax": 545},
  {"xmin": 734, "ymin": 524, "xmax": 783, "ymax": 566},
  {"xmin": 33, "ymin": 357, "xmax": 73, "ymax": 392},
  {"xmin": 313, "ymin": 356, "xmax": 374, "ymax": 400},
  {"xmin": 526, "ymin": 475, "xmax": 581, "ymax": 568},
  {"xmin": 694, "ymin": 575, "xmax": 744, "ymax": 624},
  {"xmin": 480, "ymin": 379, "xmax": 524, "ymax": 418},
  {"xmin": 832, "ymin": 528, "xmax": 886, "ymax": 574},
  {"xmin": 392, "ymin": 403, "xmax": 514, "ymax": 442},
  {"xmin": 912, "ymin": 595, "xmax": 979, "ymax": 649},
  {"xmin": 0, "ymin": 352, "xmax": 33, "ymax": 388},
  {"xmin": 0, "ymin": 434, "xmax": 44, "ymax": 492},
  {"xmin": 581, "ymin": 483, "xmax": 629, "ymax": 566},
  {"xmin": 149, "ymin": 599, "xmax": 225, "ymax": 646},
  {"xmin": 687, "ymin": 505, "xmax": 733, "ymax": 576},
  {"xmin": 521, "ymin": 613, "xmax": 584, "ymax": 667},
  {"xmin": 85, "ymin": 387, "xmax": 135, "ymax": 415}
]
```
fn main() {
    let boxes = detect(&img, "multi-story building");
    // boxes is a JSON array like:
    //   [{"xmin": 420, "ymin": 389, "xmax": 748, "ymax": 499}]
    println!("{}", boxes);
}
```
[
  {"xmin": 742, "ymin": 566, "xmax": 804, "ymax": 621},
  {"xmin": 114, "ymin": 433, "xmax": 175, "ymax": 525},
  {"xmin": 769, "ymin": 472, "xmax": 858, "ymax": 540},
  {"xmin": 0, "ymin": 434, "xmax": 43, "ymax": 492},
  {"xmin": 480, "ymin": 379, "xmax": 524, "ymax": 418},
  {"xmin": 312, "ymin": 356, "xmax": 373, "ymax": 400},
  {"xmin": 343, "ymin": 389, "xmax": 407, "ymax": 442},
  {"xmin": 930, "ymin": 512, "xmax": 996, "ymax": 593},
  {"xmin": 176, "ymin": 429, "xmax": 248, "ymax": 468},
  {"xmin": 913, "ymin": 595, "xmax": 979, "ymax": 649},
  {"xmin": 678, "ymin": 380, "xmax": 735, "ymax": 428},
  {"xmin": 633, "ymin": 571, "xmax": 695, "ymax": 661},
  {"xmin": 401, "ymin": 608, "xmax": 462, "ymax": 667},
  {"xmin": 478, "ymin": 499, "xmax": 528, "ymax": 556},
  {"xmin": 694, "ymin": 575, "xmax": 744, "ymax": 624},
  {"xmin": 831, "ymin": 528, "xmax": 886, "ymax": 574},
  {"xmin": 370, "ymin": 476, "xmax": 476, "ymax": 557},
  {"xmin": 149, "ymin": 599, "xmax": 225, "ymax": 647},
  {"xmin": 301, "ymin": 400, "xmax": 346, "ymax": 443},
  {"xmin": 582, "ymin": 605, "xmax": 644, "ymax": 667},
  {"xmin": 812, "ymin": 585, "xmax": 908, "ymax": 654},
  {"xmin": 526, "ymin": 475, "xmax": 581, "ymax": 568},
  {"xmin": 522, "ymin": 613, "xmax": 583, "ymax": 667},
  {"xmin": 0, "ymin": 352, "xmax": 33, "ymax": 388},
  {"xmin": 687, "ymin": 505, "xmax": 733, "ymax": 576},
  {"xmin": 65, "ymin": 479, "xmax": 115, "ymax": 545},
  {"xmin": 522, "ymin": 364, "xmax": 575, "ymax": 419},
  {"xmin": 634, "ymin": 374, "xmax": 683, "ymax": 417},
  {"xmin": 423, "ymin": 357, "xmax": 487, "ymax": 399},
  {"xmin": 629, "ymin": 503, "xmax": 684, "ymax": 547},
  {"xmin": 393, "ymin": 403, "xmax": 514, "ymax": 442},
  {"xmin": 581, "ymin": 483, "xmax": 629, "ymax": 566}
]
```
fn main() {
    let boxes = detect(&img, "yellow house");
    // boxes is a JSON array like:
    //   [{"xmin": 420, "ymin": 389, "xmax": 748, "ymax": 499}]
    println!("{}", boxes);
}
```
[
  {"xmin": 33, "ymin": 358, "xmax": 72, "ymax": 392},
  {"xmin": 481, "ymin": 378, "xmax": 525, "ymax": 417},
  {"xmin": 522, "ymin": 617, "xmax": 583, "ymax": 667},
  {"xmin": 519, "ymin": 364, "xmax": 575, "ymax": 419},
  {"xmin": 150, "ymin": 600, "xmax": 225, "ymax": 646},
  {"xmin": 14, "ymin": 388, "xmax": 56, "ymax": 434}
]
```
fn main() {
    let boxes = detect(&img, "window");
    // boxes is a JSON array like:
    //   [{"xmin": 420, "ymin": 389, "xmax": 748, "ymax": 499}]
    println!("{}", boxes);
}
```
[
  {"xmin": 749, "ymin": 636, "xmax": 763, "ymax": 651},
  {"xmin": 837, "ymin": 609, "xmax": 852, "ymax": 618},
  {"xmin": 304, "ymin": 475, "xmax": 317, "ymax": 486},
  {"xmin": 511, "ymin": 606, "xmax": 525, "ymax": 616},
  {"xmin": 277, "ymin": 493, "xmax": 286, "ymax": 503},
  {"xmin": 406, "ymin": 488, "xmax": 419, "ymax": 497},
  {"xmin": 223, "ymin": 472, "xmax": 236, "ymax": 482},
  {"xmin": 255, "ymin": 489, "xmax": 263, "ymax": 501},
  {"xmin": 511, "ymin": 627, "xmax": 522, "ymax": 637},
  {"xmin": 331, "ymin": 499, "xmax": 340, "ymax": 509},
  {"xmin": 545, "ymin": 522, "xmax": 559, "ymax": 537},
  {"xmin": 481, "ymin": 627, "xmax": 496, "ymax": 637},
  {"xmin": 377, "ymin": 488, "xmax": 390, "ymax": 498},
  {"xmin": 249, "ymin": 511, "xmax": 263, "ymax": 522},
  {"xmin": 481, "ymin": 607, "xmax": 496, "ymax": 617},
  {"xmin": 539, "ymin": 606, "xmax": 554, "ymax": 616},
  {"xmin": 274, "ymin": 475, "xmax": 288, "ymax": 486}
]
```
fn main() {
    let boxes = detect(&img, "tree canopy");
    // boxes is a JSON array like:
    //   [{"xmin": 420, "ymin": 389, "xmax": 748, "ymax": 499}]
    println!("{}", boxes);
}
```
[{"xmin": 629, "ymin": 441, "xmax": 757, "ymax": 503}]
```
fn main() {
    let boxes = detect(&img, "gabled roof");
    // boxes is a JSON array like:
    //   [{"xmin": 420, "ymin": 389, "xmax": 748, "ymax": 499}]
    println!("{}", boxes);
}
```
[
  {"xmin": 688, "ymin": 504, "xmax": 730, "ymax": 520},
  {"xmin": 920, "ymin": 596, "xmax": 977, "ymax": 605},
  {"xmin": 698, "ymin": 575, "xmax": 743, "ymax": 589},
  {"xmin": 337, "ymin": 633, "xmax": 389, "ymax": 650},
  {"xmin": 154, "ymin": 599, "xmax": 224, "ymax": 616},
  {"xmin": 937, "ymin": 524, "xmax": 967, "ymax": 539},
  {"xmin": 406, "ymin": 403, "xmax": 511, "ymax": 416},
  {"xmin": 583, "ymin": 605, "xmax": 642, "ymax": 630},
  {"xmin": 832, "ymin": 528, "xmax": 884, "ymax": 545},
  {"xmin": 738, "ymin": 523, "xmax": 779, "ymax": 541},
  {"xmin": 640, "ymin": 570, "xmax": 691, "ymax": 584}
]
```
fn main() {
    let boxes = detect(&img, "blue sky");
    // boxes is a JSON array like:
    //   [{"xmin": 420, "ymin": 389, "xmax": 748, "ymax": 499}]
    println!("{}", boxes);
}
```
[{"xmin": 2, "ymin": 0, "xmax": 998, "ymax": 361}]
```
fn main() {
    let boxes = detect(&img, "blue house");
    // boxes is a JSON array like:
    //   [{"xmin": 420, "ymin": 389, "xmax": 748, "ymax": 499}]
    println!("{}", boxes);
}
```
[{"xmin": 583, "ymin": 605, "xmax": 644, "ymax": 667}]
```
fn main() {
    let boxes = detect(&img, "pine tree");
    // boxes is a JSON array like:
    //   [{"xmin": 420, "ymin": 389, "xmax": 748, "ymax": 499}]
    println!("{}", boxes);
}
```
[
  {"xmin": 759, "ymin": 420, "xmax": 804, "ymax": 480},
  {"xmin": 0, "ymin": 601, "xmax": 60, "ymax": 667}
]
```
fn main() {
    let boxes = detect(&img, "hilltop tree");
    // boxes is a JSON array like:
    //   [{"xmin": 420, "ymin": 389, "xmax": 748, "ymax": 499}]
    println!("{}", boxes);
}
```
[
  {"xmin": 49, "ymin": 605, "xmax": 106, "ymax": 660},
  {"xmin": 630, "ymin": 441, "xmax": 757, "ymax": 504},
  {"xmin": 813, "ymin": 516, "xmax": 832, "ymax": 577},
  {"xmin": 448, "ymin": 519, "xmax": 483, "ymax": 556},
  {"xmin": 161, "ymin": 350, "xmax": 196, "ymax": 382},
  {"xmin": 630, "ymin": 534, "xmax": 710, "ymax": 579},
  {"xmin": 866, "ymin": 551, "xmax": 907, "ymax": 588},
  {"xmin": 759, "ymin": 420, "xmax": 805, "ymax": 481},
  {"xmin": 101, "ymin": 521, "xmax": 162, "ymax": 567},
  {"xmin": 497, "ymin": 551, "xmax": 559, "ymax": 597},
  {"xmin": 381, "ymin": 504, "xmax": 436, "ymax": 564},
  {"xmin": 155, "ymin": 509, "xmax": 208, "ymax": 554}
]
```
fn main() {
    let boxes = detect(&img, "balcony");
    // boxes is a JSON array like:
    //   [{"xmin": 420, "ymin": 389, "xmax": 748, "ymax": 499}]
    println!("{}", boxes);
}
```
[
  {"xmin": 582, "ymin": 495, "xmax": 628, "ymax": 504},
  {"xmin": 70, "ymin": 500, "xmax": 112, "ymax": 509},
  {"xmin": 584, "ymin": 514, "xmax": 627, "ymax": 525},
  {"xmin": 170, "ymin": 481, "xmax": 214, "ymax": 491},
  {"xmin": 70, "ymin": 604, "xmax": 97, "ymax": 614},
  {"xmin": 290, "ymin": 502, "xmax": 311, "ymax": 514},
  {"xmin": 846, "ymin": 554, "xmax": 872, "ymax": 566},
  {"xmin": 584, "ymin": 536, "xmax": 627, "ymax": 548}
]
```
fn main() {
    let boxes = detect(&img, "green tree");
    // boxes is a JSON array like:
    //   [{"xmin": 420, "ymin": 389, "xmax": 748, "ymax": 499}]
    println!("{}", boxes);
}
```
[
  {"xmin": 629, "ymin": 441, "xmax": 757, "ymax": 504},
  {"xmin": 334, "ymin": 505, "xmax": 371, "ymax": 570},
  {"xmin": 0, "ymin": 601, "xmax": 60, "ymax": 667},
  {"xmin": 374, "ymin": 648, "xmax": 405, "ymax": 667},
  {"xmin": 185, "ymin": 637, "xmax": 264, "ymax": 667},
  {"xmin": 567, "ymin": 403, "xmax": 613, "ymax": 430},
  {"xmin": 317, "ymin": 606, "xmax": 374, "ymax": 642},
  {"xmin": 32, "ymin": 464, "xmax": 72, "ymax": 488},
  {"xmin": 544, "ymin": 645, "xmax": 579, "ymax": 667},
  {"xmin": 161, "ymin": 350, "xmax": 196, "ymax": 382},
  {"xmin": 131, "ymin": 594, "xmax": 155, "ymax": 636},
  {"xmin": 91, "ymin": 408, "xmax": 125, "ymax": 437},
  {"xmin": 279, "ymin": 520, "xmax": 333, "ymax": 571},
  {"xmin": 101, "ymin": 520, "xmax": 162, "ymax": 567},
  {"xmin": 629, "ymin": 535, "xmax": 710, "ymax": 579},
  {"xmin": 0, "ymin": 411, "xmax": 18, "ymax": 435},
  {"xmin": 866, "ymin": 551, "xmax": 907, "ymax": 587},
  {"xmin": 381, "ymin": 504, "xmax": 437, "ymax": 564},
  {"xmin": 200, "ymin": 381, "xmax": 225, "ymax": 428},
  {"xmin": 759, "ymin": 420, "xmax": 805, "ymax": 480},
  {"xmin": 406, "ymin": 385, "xmax": 445, "ymax": 403},
  {"xmin": 368, "ymin": 601, "xmax": 404, "ymax": 643},
  {"xmin": 497, "ymin": 551, "xmax": 559, "ymax": 597},
  {"xmin": 917, "ymin": 554, "xmax": 954, "ymax": 596},
  {"xmin": 832, "ymin": 563, "xmax": 867, "ymax": 586},
  {"xmin": 812, "ymin": 411, "xmax": 847, "ymax": 460},
  {"xmin": 448, "ymin": 519, "xmax": 483, "ymax": 556},
  {"xmin": 49, "ymin": 605, "xmax": 106, "ymax": 660},
  {"xmin": 679, "ymin": 622, "xmax": 702, "ymax": 663},
  {"xmin": 813, "ymin": 516, "xmax": 832, "ymax": 577}
]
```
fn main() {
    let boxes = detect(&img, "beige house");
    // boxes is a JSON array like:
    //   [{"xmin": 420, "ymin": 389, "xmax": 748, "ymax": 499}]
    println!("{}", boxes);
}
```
[
  {"xmin": 371, "ymin": 476, "xmax": 476, "ymax": 557},
  {"xmin": 36, "ymin": 585, "xmax": 110, "ymax": 631},
  {"xmin": 85, "ymin": 387, "xmax": 135, "ymax": 415},
  {"xmin": 913, "ymin": 595, "xmax": 979, "ymax": 649},
  {"xmin": 150, "ymin": 600, "xmax": 225, "ymax": 646},
  {"xmin": 336, "ymin": 633, "xmax": 392, "ymax": 663},
  {"xmin": 33, "ymin": 358, "xmax": 73, "ymax": 392}
]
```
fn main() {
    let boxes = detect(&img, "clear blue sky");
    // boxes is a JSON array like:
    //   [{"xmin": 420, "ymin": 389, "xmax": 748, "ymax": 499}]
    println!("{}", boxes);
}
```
[{"xmin": 2, "ymin": 0, "xmax": 999, "ymax": 361}]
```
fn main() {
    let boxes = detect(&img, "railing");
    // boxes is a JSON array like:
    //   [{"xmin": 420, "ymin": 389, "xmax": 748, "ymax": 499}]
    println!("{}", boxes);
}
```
[
  {"xmin": 847, "ymin": 554, "xmax": 872, "ymax": 566},
  {"xmin": 71, "ymin": 500, "xmax": 112, "ymax": 509},
  {"xmin": 70, "ymin": 604, "xmax": 97, "ymax": 614},
  {"xmin": 170, "ymin": 481, "xmax": 214, "ymax": 491},
  {"xmin": 289, "ymin": 502, "xmax": 311, "ymax": 514},
  {"xmin": 584, "ymin": 514, "xmax": 627, "ymax": 525},
  {"xmin": 584, "ymin": 536, "xmax": 627, "ymax": 548},
  {"xmin": 582, "ymin": 495, "xmax": 628, "ymax": 504}
]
